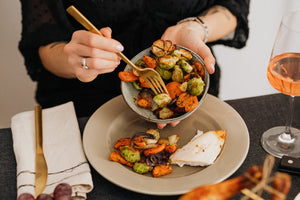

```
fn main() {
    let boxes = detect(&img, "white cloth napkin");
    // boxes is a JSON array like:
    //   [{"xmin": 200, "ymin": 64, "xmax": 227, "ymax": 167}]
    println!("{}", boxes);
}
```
[{"xmin": 11, "ymin": 102, "xmax": 93, "ymax": 199}]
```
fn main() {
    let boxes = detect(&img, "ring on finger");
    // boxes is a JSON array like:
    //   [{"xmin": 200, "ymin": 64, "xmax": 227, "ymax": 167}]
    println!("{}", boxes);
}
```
[{"xmin": 81, "ymin": 58, "xmax": 88, "ymax": 69}]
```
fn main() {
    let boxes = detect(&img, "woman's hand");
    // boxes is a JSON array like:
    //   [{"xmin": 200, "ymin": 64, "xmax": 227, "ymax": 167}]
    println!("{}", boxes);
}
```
[
  {"xmin": 161, "ymin": 21, "xmax": 215, "ymax": 74},
  {"xmin": 39, "ymin": 27, "xmax": 124, "ymax": 82},
  {"xmin": 63, "ymin": 27, "xmax": 123, "ymax": 82},
  {"xmin": 157, "ymin": 121, "xmax": 180, "ymax": 129}
]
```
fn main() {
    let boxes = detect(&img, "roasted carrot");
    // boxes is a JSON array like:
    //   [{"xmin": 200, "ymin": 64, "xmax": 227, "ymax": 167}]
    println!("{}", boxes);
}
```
[
  {"xmin": 192, "ymin": 61, "xmax": 205, "ymax": 78},
  {"xmin": 165, "ymin": 144, "xmax": 177, "ymax": 154},
  {"xmin": 109, "ymin": 151, "xmax": 133, "ymax": 167},
  {"xmin": 132, "ymin": 136, "xmax": 147, "ymax": 148},
  {"xmin": 176, "ymin": 92, "xmax": 199, "ymax": 112},
  {"xmin": 143, "ymin": 143, "xmax": 166, "ymax": 157},
  {"xmin": 114, "ymin": 138, "xmax": 132, "ymax": 150},
  {"xmin": 118, "ymin": 70, "xmax": 139, "ymax": 82},
  {"xmin": 137, "ymin": 98, "xmax": 151, "ymax": 109},
  {"xmin": 139, "ymin": 77, "xmax": 150, "ymax": 88},
  {"xmin": 152, "ymin": 165, "xmax": 172, "ymax": 177},
  {"xmin": 142, "ymin": 55, "xmax": 157, "ymax": 69},
  {"xmin": 166, "ymin": 81, "xmax": 182, "ymax": 99}
]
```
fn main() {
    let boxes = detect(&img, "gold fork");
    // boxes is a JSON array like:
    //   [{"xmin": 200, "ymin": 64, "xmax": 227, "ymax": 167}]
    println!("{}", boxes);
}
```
[{"xmin": 66, "ymin": 5, "xmax": 168, "ymax": 95}]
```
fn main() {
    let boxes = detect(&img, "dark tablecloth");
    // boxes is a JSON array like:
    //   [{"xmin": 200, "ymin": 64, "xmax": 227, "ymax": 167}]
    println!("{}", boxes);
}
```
[{"xmin": 1, "ymin": 93, "xmax": 299, "ymax": 200}]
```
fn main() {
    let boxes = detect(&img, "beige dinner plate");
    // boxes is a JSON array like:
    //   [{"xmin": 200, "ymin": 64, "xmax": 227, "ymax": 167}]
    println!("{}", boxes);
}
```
[{"xmin": 83, "ymin": 94, "xmax": 249, "ymax": 196}]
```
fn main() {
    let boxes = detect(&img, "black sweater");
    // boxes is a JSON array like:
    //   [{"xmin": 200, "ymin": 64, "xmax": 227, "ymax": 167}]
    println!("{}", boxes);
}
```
[{"xmin": 19, "ymin": 0, "xmax": 250, "ymax": 117}]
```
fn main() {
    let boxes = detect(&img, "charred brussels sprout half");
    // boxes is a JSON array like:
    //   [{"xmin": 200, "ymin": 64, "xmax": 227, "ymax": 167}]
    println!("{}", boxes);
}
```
[
  {"xmin": 171, "ymin": 65, "xmax": 184, "ymax": 83},
  {"xmin": 179, "ymin": 59, "xmax": 193, "ymax": 74},
  {"xmin": 120, "ymin": 146, "xmax": 141, "ymax": 163},
  {"xmin": 153, "ymin": 94, "xmax": 172, "ymax": 108},
  {"xmin": 172, "ymin": 49, "xmax": 193, "ymax": 60},
  {"xmin": 187, "ymin": 77, "xmax": 205, "ymax": 96},
  {"xmin": 133, "ymin": 162, "xmax": 153, "ymax": 174},
  {"xmin": 156, "ymin": 67, "xmax": 172, "ymax": 80},
  {"xmin": 158, "ymin": 55, "xmax": 179, "ymax": 70}
]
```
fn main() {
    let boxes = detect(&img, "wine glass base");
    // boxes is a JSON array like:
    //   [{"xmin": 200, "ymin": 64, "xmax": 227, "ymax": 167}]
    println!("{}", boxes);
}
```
[{"xmin": 261, "ymin": 126, "xmax": 300, "ymax": 158}]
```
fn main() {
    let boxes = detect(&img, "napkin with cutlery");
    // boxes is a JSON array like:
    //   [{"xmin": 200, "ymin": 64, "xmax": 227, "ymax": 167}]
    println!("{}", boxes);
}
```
[{"xmin": 11, "ymin": 101, "xmax": 93, "ymax": 199}]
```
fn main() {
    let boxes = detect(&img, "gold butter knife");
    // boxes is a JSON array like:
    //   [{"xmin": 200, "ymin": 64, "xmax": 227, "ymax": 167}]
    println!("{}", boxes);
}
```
[{"xmin": 35, "ymin": 105, "xmax": 48, "ymax": 197}]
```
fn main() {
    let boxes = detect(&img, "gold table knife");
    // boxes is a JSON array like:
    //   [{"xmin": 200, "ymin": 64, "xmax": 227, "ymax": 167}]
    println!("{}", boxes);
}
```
[{"xmin": 35, "ymin": 105, "xmax": 48, "ymax": 197}]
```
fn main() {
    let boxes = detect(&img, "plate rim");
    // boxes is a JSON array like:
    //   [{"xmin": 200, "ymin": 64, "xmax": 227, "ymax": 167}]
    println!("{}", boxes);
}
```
[{"xmin": 83, "ymin": 94, "xmax": 249, "ymax": 196}]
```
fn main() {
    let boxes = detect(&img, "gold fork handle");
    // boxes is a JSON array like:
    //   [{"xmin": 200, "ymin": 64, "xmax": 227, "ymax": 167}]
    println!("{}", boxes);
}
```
[{"xmin": 66, "ymin": 5, "xmax": 139, "ymax": 71}]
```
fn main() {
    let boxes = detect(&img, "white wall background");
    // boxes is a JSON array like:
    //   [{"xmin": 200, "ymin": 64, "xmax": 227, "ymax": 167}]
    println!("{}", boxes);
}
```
[{"xmin": 0, "ymin": 0, "xmax": 299, "ymax": 128}]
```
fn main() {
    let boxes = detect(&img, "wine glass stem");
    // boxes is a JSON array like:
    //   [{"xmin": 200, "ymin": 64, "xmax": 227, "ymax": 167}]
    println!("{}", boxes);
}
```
[{"xmin": 283, "ymin": 95, "xmax": 295, "ymax": 140}]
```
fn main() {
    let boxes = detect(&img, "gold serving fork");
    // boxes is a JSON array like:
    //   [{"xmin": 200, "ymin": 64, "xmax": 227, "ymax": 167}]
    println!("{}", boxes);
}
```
[{"xmin": 66, "ymin": 5, "xmax": 168, "ymax": 95}]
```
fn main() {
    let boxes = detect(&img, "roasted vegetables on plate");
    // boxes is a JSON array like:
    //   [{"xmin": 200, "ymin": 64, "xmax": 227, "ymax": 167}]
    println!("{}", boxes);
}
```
[{"xmin": 109, "ymin": 129, "xmax": 180, "ymax": 177}]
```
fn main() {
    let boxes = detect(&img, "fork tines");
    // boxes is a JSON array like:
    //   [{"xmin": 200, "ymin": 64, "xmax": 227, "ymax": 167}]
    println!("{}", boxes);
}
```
[{"xmin": 145, "ymin": 75, "xmax": 169, "ymax": 96}]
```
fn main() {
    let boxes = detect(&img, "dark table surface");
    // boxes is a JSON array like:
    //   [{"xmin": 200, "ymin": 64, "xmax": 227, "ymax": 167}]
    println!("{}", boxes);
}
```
[{"xmin": 1, "ymin": 93, "xmax": 299, "ymax": 200}]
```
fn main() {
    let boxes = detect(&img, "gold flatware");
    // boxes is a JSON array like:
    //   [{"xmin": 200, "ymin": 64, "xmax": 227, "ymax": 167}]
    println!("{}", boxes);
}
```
[
  {"xmin": 35, "ymin": 105, "xmax": 48, "ymax": 197},
  {"xmin": 66, "ymin": 5, "xmax": 169, "ymax": 95}
]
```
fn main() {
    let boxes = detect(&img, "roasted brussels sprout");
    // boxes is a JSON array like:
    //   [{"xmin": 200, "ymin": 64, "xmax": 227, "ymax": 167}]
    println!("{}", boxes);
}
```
[
  {"xmin": 153, "ymin": 94, "xmax": 172, "ymax": 108},
  {"xmin": 133, "ymin": 162, "xmax": 153, "ymax": 174},
  {"xmin": 172, "ymin": 65, "xmax": 183, "ymax": 83},
  {"xmin": 179, "ymin": 82, "xmax": 188, "ymax": 92},
  {"xmin": 135, "ymin": 59, "xmax": 147, "ymax": 67},
  {"xmin": 187, "ymin": 77, "xmax": 205, "ymax": 96},
  {"xmin": 172, "ymin": 49, "xmax": 193, "ymax": 60},
  {"xmin": 145, "ymin": 129, "xmax": 160, "ymax": 144},
  {"xmin": 159, "ymin": 107, "xmax": 174, "ymax": 119},
  {"xmin": 156, "ymin": 67, "xmax": 172, "ymax": 80},
  {"xmin": 120, "ymin": 146, "xmax": 141, "ymax": 163},
  {"xmin": 132, "ymin": 81, "xmax": 142, "ymax": 90},
  {"xmin": 158, "ymin": 55, "xmax": 179, "ymax": 70},
  {"xmin": 179, "ymin": 59, "xmax": 193, "ymax": 74}
]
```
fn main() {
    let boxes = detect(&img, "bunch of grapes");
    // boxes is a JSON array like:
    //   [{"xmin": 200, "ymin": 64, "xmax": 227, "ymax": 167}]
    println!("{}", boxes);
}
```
[{"xmin": 17, "ymin": 183, "xmax": 73, "ymax": 200}]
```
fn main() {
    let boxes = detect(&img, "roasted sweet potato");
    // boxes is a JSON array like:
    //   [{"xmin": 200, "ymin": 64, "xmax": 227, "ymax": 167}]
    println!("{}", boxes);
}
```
[
  {"xmin": 152, "ymin": 165, "xmax": 172, "ymax": 178},
  {"xmin": 139, "ymin": 77, "xmax": 150, "ymax": 88},
  {"xmin": 192, "ymin": 61, "xmax": 205, "ymax": 78},
  {"xmin": 109, "ymin": 151, "xmax": 133, "ymax": 167},
  {"xmin": 132, "ymin": 136, "xmax": 147, "ymax": 148},
  {"xmin": 114, "ymin": 138, "xmax": 132, "ymax": 150},
  {"xmin": 165, "ymin": 144, "xmax": 177, "ymax": 154},
  {"xmin": 118, "ymin": 70, "xmax": 139, "ymax": 82},
  {"xmin": 137, "ymin": 98, "xmax": 151, "ymax": 109},
  {"xmin": 143, "ymin": 143, "xmax": 166, "ymax": 157},
  {"xmin": 176, "ymin": 92, "xmax": 199, "ymax": 112},
  {"xmin": 142, "ymin": 55, "xmax": 157, "ymax": 69},
  {"xmin": 166, "ymin": 81, "xmax": 182, "ymax": 99}
]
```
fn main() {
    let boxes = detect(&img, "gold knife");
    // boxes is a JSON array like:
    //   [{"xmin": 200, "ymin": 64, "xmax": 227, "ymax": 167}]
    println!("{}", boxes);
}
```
[{"xmin": 35, "ymin": 105, "xmax": 48, "ymax": 197}]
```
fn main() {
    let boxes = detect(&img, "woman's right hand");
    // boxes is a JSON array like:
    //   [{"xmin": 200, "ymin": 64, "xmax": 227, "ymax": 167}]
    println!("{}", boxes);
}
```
[{"xmin": 63, "ymin": 27, "xmax": 123, "ymax": 82}]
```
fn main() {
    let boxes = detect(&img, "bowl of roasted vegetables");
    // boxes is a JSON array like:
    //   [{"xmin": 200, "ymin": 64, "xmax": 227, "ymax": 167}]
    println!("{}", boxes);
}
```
[{"xmin": 119, "ymin": 39, "xmax": 209, "ymax": 123}]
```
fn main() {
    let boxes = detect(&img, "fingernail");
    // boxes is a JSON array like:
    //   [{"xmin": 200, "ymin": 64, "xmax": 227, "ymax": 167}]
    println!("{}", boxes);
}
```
[
  {"xmin": 210, "ymin": 63, "xmax": 215, "ymax": 73},
  {"xmin": 116, "ymin": 45, "xmax": 124, "ymax": 51},
  {"xmin": 116, "ymin": 60, "xmax": 120, "ymax": 65},
  {"xmin": 157, "ymin": 123, "xmax": 167, "ymax": 129}
]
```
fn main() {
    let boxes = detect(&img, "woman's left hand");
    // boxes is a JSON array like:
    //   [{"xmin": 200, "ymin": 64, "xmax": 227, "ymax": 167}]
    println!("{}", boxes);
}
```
[{"xmin": 161, "ymin": 21, "xmax": 215, "ymax": 74}]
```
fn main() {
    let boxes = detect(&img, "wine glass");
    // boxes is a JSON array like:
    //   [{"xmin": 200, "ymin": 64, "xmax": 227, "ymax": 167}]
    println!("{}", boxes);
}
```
[{"xmin": 261, "ymin": 10, "xmax": 300, "ymax": 158}]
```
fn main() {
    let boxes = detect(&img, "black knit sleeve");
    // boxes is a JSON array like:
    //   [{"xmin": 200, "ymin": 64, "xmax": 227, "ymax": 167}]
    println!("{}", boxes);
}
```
[
  {"xmin": 211, "ymin": 0, "xmax": 250, "ymax": 48},
  {"xmin": 18, "ymin": 0, "xmax": 73, "ymax": 81}
]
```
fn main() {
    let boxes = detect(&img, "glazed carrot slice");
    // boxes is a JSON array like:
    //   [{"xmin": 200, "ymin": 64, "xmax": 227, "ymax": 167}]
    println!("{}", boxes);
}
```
[
  {"xmin": 142, "ymin": 55, "xmax": 157, "ymax": 69},
  {"xmin": 118, "ymin": 70, "xmax": 139, "ymax": 82}
]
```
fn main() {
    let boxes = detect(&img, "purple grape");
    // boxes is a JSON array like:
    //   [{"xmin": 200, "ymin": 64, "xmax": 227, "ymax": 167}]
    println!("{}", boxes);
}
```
[
  {"xmin": 53, "ymin": 183, "xmax": 72, "ymax": 199},
  {"xmin": 17, "ymin": 193, "xmax": 35, "ymax": 200},
  {"xmin": 36, "ymin": 194, "xmax": 54, "ymax": 200},
  {"xmin": 55, "ymin": 195, "xmax": 73, "ymax": 200}
]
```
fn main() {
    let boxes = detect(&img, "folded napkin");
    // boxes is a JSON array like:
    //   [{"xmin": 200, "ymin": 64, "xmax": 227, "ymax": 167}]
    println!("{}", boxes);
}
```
[{"xmin": 11, "ymin": 102, "xmax": 93, "ymax": 199}]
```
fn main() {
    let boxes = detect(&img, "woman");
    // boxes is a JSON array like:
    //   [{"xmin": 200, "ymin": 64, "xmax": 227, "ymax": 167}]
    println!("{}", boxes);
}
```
[{"xmin": 19, "ymin": 0, "xmax": 249, "ymax": 127}]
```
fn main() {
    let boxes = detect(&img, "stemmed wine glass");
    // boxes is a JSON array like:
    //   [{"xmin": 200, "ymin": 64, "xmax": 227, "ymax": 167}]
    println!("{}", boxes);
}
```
[{"xmin": 261, "ymin": 10, "xmax": 300, "ymax": 158}]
